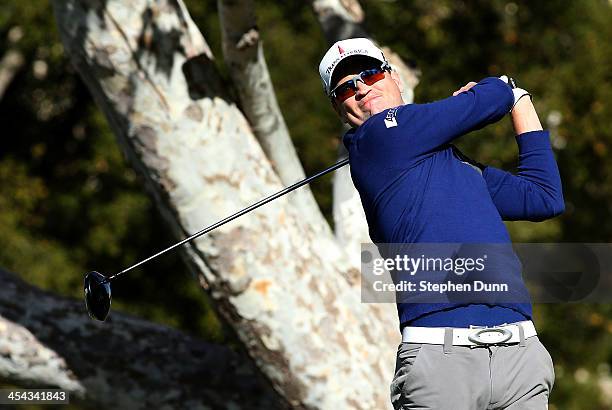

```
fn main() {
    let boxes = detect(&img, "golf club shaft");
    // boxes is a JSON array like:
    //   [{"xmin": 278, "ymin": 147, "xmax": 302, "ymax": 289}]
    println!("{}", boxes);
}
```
[{"xmin": 104, "ymin": 157, "xmax": 349, "ymax": 283}]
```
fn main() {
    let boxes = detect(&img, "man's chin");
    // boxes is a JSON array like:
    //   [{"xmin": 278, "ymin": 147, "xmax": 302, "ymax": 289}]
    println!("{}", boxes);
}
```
[
  {"xmin": 347, "ymin": 113, "xmax": 369, "ymax": 128},
  {"xmin": 348, "ymin": 106, "xmax": 383, "ymax": 127}
]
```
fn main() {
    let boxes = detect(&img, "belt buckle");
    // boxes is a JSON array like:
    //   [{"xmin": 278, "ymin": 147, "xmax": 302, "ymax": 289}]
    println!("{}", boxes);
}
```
[{"xmin": 467, "ymin": 326, "xmax": 513, "ymax": 345}]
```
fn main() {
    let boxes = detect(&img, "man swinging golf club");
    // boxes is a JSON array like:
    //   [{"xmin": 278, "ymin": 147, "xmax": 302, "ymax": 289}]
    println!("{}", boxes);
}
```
[{"xmin": 319, "ymin": 38, "xmax": 563, "ymax": 409}]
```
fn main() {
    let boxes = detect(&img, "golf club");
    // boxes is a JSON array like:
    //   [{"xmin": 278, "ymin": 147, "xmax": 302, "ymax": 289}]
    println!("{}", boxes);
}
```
[{"xmin": 84, "ymin": 158, "xmax": 349, "ymax": 321}]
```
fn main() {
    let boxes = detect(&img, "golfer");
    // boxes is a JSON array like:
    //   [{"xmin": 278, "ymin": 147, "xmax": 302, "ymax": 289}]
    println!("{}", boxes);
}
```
[{"xmin": 319, "ymin": 38, "xmax": 563, "ymax": 409}]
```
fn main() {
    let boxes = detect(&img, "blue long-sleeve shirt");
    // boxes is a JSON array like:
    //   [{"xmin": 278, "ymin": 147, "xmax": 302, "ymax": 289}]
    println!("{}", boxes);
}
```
[{"xmin": 343, "ymin": 77, "xmax": 564, "ymax": 328}]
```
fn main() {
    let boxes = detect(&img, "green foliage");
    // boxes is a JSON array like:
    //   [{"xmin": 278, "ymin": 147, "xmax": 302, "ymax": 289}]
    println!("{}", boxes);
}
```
[{"xmin": 0, "ymin": 0, "xmax": 610, "ymax": 408}]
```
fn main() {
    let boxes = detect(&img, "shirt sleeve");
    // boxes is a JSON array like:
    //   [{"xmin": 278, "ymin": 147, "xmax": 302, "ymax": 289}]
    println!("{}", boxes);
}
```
[
  {"xmin": 397, "ymin": 77, "xmax": 514, "ymax": 157},
  {"xmin": 482, "ymin": 130, "xmax": 565, "ymax": 221}
]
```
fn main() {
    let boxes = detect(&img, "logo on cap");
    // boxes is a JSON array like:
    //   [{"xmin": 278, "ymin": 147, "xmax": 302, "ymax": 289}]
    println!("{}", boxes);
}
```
[{"xmin": 338, "ymin": 45, "xmax": 345, "ymax": 54}]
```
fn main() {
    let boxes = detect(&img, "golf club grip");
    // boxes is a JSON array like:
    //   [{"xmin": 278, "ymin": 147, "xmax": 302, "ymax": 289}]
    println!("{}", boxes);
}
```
[{"xmin": 105, "ymin": 157, "xmax": 350, "ymax": 282}]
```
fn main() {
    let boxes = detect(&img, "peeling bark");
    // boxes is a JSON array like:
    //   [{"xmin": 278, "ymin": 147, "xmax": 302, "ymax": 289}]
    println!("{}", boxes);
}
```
[
  {"xmin": 52, "ymin": 0, "xmax": 400, "ymax": 408},
  {"xmin": 311, "ymin": 0, "xmax": 368, "ymax": 42},
  {"xmin": 0, "ymin": 268, "xmax": 286, "ymax": 409}
]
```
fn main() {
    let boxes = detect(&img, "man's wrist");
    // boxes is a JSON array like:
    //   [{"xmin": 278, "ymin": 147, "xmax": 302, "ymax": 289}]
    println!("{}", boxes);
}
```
[
  {"xmin": 511, "ymin": 88, "xmax": 532, "ymax": 111},
  {"xmin": 510, "ymin": 94, "xmax": 543, "ymax": 133}
]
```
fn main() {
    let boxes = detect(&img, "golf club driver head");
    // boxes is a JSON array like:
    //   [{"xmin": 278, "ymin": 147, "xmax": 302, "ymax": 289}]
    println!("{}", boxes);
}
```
[{"xmin": 84, "ymin": 271, "xmax": 111, "ymax": 321}]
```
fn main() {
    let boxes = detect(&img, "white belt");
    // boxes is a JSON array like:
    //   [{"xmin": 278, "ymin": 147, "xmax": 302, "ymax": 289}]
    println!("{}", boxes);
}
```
[{"xmin": 401, "ymin": 320, "xmax": 536, "ymax": 346}]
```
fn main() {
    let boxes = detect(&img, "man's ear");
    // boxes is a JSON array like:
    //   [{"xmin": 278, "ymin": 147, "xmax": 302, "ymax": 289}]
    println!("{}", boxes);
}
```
[
  {"xmin": 331, "ymin": 99, "xmax": 349, "ymax": 124},
  {"xmin": 390, "ymin": 70, "xmax": 404, "ymax": 94}
]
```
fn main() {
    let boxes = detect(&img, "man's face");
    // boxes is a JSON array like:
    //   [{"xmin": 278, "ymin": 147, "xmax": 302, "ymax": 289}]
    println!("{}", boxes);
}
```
[{"xmin": 331, "ymin": 58, "xmax": 404, "ymax": 128}]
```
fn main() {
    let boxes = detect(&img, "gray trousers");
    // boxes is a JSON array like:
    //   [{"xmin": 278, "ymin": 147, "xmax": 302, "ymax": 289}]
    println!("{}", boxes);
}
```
[{"xmin": 390, "ymin": 336, "xmax": 555, "ymax": 409}]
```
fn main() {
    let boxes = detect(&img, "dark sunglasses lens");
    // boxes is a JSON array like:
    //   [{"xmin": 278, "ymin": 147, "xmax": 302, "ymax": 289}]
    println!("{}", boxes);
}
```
[
  {"xmin": 363, "ymin": 70, "xmax": 385, "ymax": 86},
  {"xmin": 84, "ymin": 271, "xmax": 111, "ymax": 321},
  {"xmin": 334, "ymin": 82, "xmax": 356, "ymax": 102}
]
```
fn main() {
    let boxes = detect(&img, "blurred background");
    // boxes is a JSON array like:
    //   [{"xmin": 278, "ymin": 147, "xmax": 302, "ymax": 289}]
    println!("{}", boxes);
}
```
[{"xmin": 0, "ymin": 0, "xmax": 610, "ymax": 408}]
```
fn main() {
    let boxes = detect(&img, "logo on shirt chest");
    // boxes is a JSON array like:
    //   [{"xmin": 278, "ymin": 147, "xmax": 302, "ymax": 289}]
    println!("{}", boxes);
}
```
[{"xmin": 384, "ymin": 107, "xmax": 398, "ymax": 128}]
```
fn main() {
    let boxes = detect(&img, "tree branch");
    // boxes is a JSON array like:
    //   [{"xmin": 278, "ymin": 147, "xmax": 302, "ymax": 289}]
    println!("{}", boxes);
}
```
[
  {"xmin": 217, "ymin": 0, "xmax": 328, "ymax": 228},
  {"xmin": 0, "ymin": 268, "xmax": 286, "ymax": 409}
]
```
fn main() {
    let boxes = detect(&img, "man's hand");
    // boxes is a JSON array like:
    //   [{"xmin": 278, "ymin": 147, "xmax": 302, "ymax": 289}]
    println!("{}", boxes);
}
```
[
  {"xmin": 452, "ymin": 82, "xmax": 477, "ymax": 96},
  {"xmin": 499, "ymin": 75, "xmax": 532, "ymax": 112}
]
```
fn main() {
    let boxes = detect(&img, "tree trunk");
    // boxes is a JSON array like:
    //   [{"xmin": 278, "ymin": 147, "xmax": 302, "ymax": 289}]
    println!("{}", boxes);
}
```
[
  {"xmin": 0, "ymin": 268, "xmax": 286, "ymax": 409},
  {"xmin": 52, "ymin": 0, "xmax": 399, "ymax": 409}
]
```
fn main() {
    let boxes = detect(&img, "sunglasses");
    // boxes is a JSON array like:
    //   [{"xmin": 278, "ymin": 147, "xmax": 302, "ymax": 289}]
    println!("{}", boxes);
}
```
[{"xmin": 330, "ymin": 62, "xmax": 391, "ymax": 103}]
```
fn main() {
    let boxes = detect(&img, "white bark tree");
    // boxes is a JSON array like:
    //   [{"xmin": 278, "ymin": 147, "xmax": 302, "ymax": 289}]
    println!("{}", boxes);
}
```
[{"xmin": 1, "ymin": 0, "xmax": 418, "ymax": 408}]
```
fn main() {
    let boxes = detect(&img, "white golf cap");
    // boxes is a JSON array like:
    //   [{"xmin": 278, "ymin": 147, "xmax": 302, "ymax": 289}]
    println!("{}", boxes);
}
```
[{"xmin": 319, "ymin": 38, "xmax": 387, "ymax": 95}]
